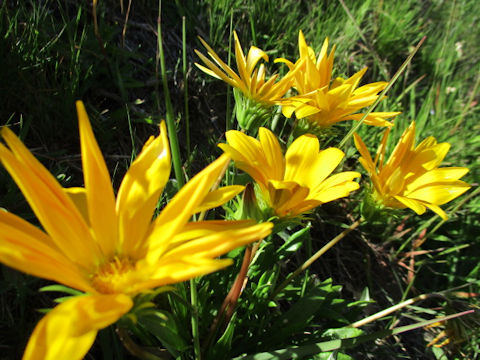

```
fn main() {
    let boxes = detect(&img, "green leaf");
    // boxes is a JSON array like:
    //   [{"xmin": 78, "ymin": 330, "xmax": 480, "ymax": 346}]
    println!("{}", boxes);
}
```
[
  {"xmin": 206, "ymin": 313, "xmax": 237, "ymax": 360},
  {"xmin": 233, "ymin": 310, "xmax": 474, "ymax": 360},
  {"xmin": 39, "ymin": 284, "xmax": 84, "ymax": 296},
  {"xmin": 139, "ymin": 310, "xmax": 189, "ymax": 355}
]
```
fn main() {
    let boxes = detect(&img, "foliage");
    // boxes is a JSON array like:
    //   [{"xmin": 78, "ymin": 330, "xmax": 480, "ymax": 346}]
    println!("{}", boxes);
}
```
[{"xmin": 0, "ymin": 0, "xmax": 479, "ymax": 359}]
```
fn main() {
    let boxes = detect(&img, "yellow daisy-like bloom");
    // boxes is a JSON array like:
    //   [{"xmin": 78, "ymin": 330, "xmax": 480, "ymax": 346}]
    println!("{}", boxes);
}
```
[
  {"xmin": 354, "ymin": 121, "xmax": 471, "ymax": 220},
  {"xmin": 0, "ymin": 101, "xmax": 272, "ymax": 360},
  {"xmin": 195, "ymin": 31, "xmax": 294, "ymax": 107},
  {"xmin": 218, "ymin": 127, "xmax": 361, "ymax": 218},
  {"xmin": 276, "ymin": 30, "xmax": 400, "ymax": 128}
]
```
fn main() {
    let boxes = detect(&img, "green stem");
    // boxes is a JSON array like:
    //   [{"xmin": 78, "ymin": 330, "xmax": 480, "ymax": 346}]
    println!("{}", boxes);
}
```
[
  {"xmin": 157, "ymin": 0, "xmax": 184, "ymax": 189},
  {"xmin": 190, "ymin": 278, "xmax": 202, "ymax": 360},
  {"xmin": 339, "ymin": 36, "xmax": 426, "ymax": 149},
  {"xmin": 182, "ymin": 16, "xmax": 191, "ymax": 158},
  {"xmin": 270, "ymin": 219, "xmax": 362, "ymax": 300},
  {"xmin": 226, "ymin": 11, "xmax": 234, "ymax": 132}
]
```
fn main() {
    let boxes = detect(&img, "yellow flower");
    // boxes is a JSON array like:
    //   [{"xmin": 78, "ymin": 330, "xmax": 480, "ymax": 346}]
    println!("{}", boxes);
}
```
[
  {"xmin": 354, "ymin": 121, "xmax": 471, "ymax": 220},
  {"xmin": 0, "ymin": 101, "xmax": 272, "ymax": 360},
  {"xmin": 195, "ymin": 31, "xmax": 294, "ymax": 107},
  {"xmin": 276, "ymin": 30, "xmax": 400, "ymax": 128},
  {"xmin": 219, "ymin": 127, "xmax": 361, "ymax": 218}
]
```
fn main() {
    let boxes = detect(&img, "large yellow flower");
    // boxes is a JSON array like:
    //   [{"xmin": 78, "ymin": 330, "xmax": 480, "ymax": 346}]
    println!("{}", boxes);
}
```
[
  {"xmin": 0, "ymin": 102, "xmax": 272, "ymax": 360},
  {"xmin": 354, "ymin": 121, "xmax": 470, "ymax": 220},
  {"xmin": 276, "ymin": 30, "xmax": 400, "ymax": 128},
  {"xmin": 219, "ymin": 127, "xmax": 361, "ymax": 218},
  {"xmin": 195, "ymin": 31, "xmax": 294, "ymax": 107}
]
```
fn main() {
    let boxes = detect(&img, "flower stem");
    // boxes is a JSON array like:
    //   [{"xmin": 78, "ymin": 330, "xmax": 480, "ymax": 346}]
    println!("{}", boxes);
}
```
[
  {"xmin": 270, "ymin": 219, "xmax": 362, "ymax": 300},
  {"xmin": 157, "ymin": 0, "xmax": 184, "ymax": 189},
  {"xmin": 204, "ymin": 244, "xmax": 253, "ymax": 351},
  {"xmin": 190, "ymin": 278, "xmax": 202, "ymax": 360},
  {"xmin": 182, "ymin": 16, "xmax": 191, "ymax": 158}
]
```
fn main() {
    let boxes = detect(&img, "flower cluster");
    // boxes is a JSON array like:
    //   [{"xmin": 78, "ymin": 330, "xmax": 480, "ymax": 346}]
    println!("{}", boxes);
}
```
[
  {"xmin": 196, "ymin": 30, "xmax": 400, "ymax": 131},
  {"xmin": 196, "ymin": 29, "xmax": 470, "ymax": 220},
  {"xmin": 0, "ymin": 28, "xmax": 472, "ymax": 360}
]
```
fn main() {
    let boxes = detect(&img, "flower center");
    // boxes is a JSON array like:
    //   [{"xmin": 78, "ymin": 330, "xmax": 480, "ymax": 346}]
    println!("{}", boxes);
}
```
[{"xmin": 91, "ymin": 257, "xmax": 135, "ymax": 294}]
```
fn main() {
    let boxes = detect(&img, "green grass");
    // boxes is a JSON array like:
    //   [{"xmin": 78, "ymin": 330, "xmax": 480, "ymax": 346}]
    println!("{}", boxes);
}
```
[{"xmin": 0, "ymin": 0, "xmax": 479, "ymax": 359}]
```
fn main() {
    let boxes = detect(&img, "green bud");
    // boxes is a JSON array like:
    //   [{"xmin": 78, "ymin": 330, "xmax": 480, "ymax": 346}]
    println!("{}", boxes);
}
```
[{"xmin": 234, "ymin": 89, "xmax": 274, "ymax": 133}]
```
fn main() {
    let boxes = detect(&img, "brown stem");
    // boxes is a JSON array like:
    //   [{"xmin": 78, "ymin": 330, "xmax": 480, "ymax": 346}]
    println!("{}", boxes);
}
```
[{"xmin": 204, "ymin": 244, "xmax": 254, "ymax": 350}]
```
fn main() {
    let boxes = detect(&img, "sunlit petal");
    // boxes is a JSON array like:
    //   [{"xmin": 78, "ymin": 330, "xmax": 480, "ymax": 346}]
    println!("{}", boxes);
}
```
[
  {"xmin": 116, "ymin": 121, "xmax": 171, "ymax": 257},
  {"xmin": 0, "ymin": 211, "xmax": 93, "ymax": 292},
  {"xmin": 0, "ymin": 128, "xmax": 100, "ymax": 267},
  {"xmin": 23, "ymin": 294, "xmax": 132, "ymax": 360},
  {"xmin": 145, "ymin": 155, "xmax": 231, "ymax": 262},
  {"xmin": 77, "ymin": 101, "xmax": 117, "ymax": 258},
  {"xmin": 356, "ymin": 120, "xmax": 470, "ymax": 219},
  {"xmin": 196, "ymin": 185, "xmax": 245, "ymax": 213},
  {"xmin": 220, "ymin": 128, "xmax": 358, "ymax": 217},
  {"xmin": 276, "ymin": 30, "xmax": 398, "ymax": 127}
]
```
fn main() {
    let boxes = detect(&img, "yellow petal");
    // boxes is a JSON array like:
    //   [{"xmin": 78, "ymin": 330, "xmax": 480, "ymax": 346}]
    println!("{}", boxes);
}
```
[
  {"xmin": 298, "ymin": 30, "xmax": 309, "ymax": 59},
  {"xmin": 218, "ymin": 143, "xmax": 268, "ymax": 189},
  {"xmin": 64, "ymin": 187, "xmax": 89, "ymax": 226},
  {"xmin": 134, "ymin": 222, "xmax": 272, "ymax": 291},
  {"xmin": 197, "ymin": 37, "xmax": 244, "ymax": 87},
  {"xmin": 133, "ymin": 258, "xmax": 234, "ymax": 292},
  {"xmin": 222, "ymin": 130, "xmax": 272, "ymax": 186},
  {"xmin": 393, "ymin": 195, "xmax": 427, "ymax": 215},
  {"xmin": 346, "ymin": 113, "xmax": 396, "ymax": 127},
  {"xmin": 313, "ymin": 180, "xmax": 360, "ymax": 204},
  {"xmin": 384, "ymin": 122, "xmax": 416, "ymax": 174},
  {"xmin": 311, "ymin": 171, "xmax": 361, "ymax": 197},
  {"xmin": 76, "ymin": 101, "xmax": 117, "ymax": 258},
  {"xmin": 116, "ymin": 121, "xmax": 171, "ymax": 257},
  {"xmin": 258, "ymin": 127, "xmax": 285, "ymax": 180},
  {"xmin": 170, "ymin": 220, "xmax": 257, "ymax": 245},
  {"xmin": 23, "ymin": 294, "xmax": 132, "ymax": 360},
  {"xmin": 161, "ymin": 222, "xmax": 272, "ymax": 260},
  {"xmin": 196, "ymin": 185, "xmax": 245, "ymax": 213},
  {"xmin": 407, "ymin": 181, "xmax": 471, "ymax": 205},
  {"xmin": 295, "ymin": 103, "xmax": 322, "ymax": 119},
  {"xmin": 0, "ymin": 210, "xmax": 93, "ymax": 293},
  {"xmin": 353, "ymin": 133, "xmax": 376, "ymax": 172},
  {"xmin": 423, "ymin": 203, "xmax": 449, "ymax": 220},
  {"xmin": 405, "ymin": 167, "xmax": 469, "ymax": 193},
  {"xmin": 284, "ymin": 134, "xmax": 320, "ymax": 184},
  {"xmin": 267, "ymin": 180, "xmax": 310, "ymax": 216},
  {"xmin": 145, "ymin": 155, "xmax": 231, "ymax": 263},
  {"xmin": 246, "ymin": 46, "xmax": 269, "ymax": 76},
  {"xmin": 274, "ymin": 57, "xmax": 296, "ymax": 70},
  {"xmin": 0, "ymin": 128, "xmax": 100, "ymax": 267},
  {"xmin": 287, "ymin": 137, "xmax": 344, "ymax": 189},
  {"xmin": 195, "ymin": 52, "xmax": 243, "ymax": 91},
  {"xmin": 234, "ymin": 31, "xmax": 250, "ymax": 87},
  {"xmin": 409, "ymin": 142, "xmax": 451, "ymax": 172},
  {"xmin": 281, "ymin": 102, "xmax": 296, "ymax": 118},
  {"xmin": 225, "ymin": 130, "xmax": 263, "ymax": 166}
]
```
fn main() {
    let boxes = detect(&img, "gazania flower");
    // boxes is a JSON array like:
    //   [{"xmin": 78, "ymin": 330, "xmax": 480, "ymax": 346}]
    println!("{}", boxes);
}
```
[
  {"xmin": 218, "ymin": 127, "xmax": 361, "ymax": 218},
  {"xmin": 276, "ymin": 30, "xmax": 400, "ymax": 128},
  {"xmin": 0, "ymin": 101, "xmax": 272, "ymax": 359},
  {"xmin": 354, "ymin": 121, "xmax": 470, "ymax": 220},
  {"xmin": 195, "ymin": 31, "xmax": 294, "ymax": 107}
]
